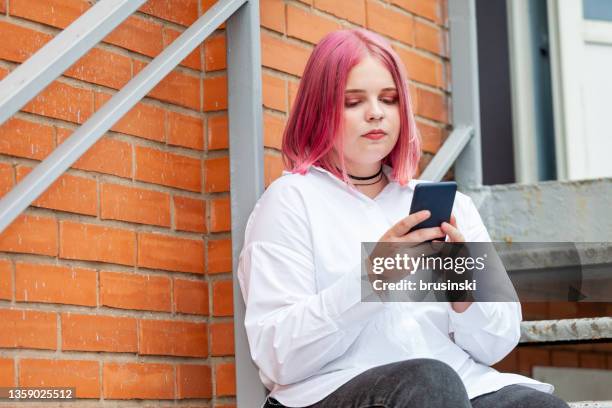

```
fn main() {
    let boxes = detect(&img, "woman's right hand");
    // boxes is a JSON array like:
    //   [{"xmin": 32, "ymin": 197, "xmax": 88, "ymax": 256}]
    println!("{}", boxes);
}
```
[
  {"xmin": 367, "ymin": 210, "xmax": 446, "ymax": 286},
  {"xmin": 379, "ymin": 210, "xmax": 446, "ymax": 244}
]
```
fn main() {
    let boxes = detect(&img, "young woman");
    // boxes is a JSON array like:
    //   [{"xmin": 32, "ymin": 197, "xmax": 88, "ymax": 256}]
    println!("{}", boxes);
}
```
[{"xmin": 237, "ymin": 29, "xmax": 568, "ymax": 408}]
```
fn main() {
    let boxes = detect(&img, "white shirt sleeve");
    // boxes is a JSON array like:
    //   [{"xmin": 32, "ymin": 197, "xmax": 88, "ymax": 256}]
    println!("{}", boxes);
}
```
[
  {"xmin": 237, "ymin": 180, "xmax": 385, "ymax": 386},
  {"xmin": 447, "ymin": 196, "xmax": 522, "ymax": 366}
]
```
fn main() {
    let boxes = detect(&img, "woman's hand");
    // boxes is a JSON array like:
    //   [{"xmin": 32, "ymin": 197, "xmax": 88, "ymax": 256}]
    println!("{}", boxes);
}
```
[
  {"xmin": 439, "ymin": 215, "xmax": 472, "ymax": 313},
  {"xmin": 366, "ymin": 210, "xmax": 445, "ymax": 285}
]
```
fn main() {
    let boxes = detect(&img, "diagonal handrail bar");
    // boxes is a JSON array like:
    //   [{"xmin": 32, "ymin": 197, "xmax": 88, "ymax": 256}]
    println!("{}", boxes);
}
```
[
  {"xmin": 0, "ymin": 0, "xmax": 248, "ymax": 233},
  {"xmin": 0, "ymin": 0, "xmax": 148, "ymax": 126},
  {"xmin": 420, "ymin": 125, "xmax": 473, "ymax": 182}
]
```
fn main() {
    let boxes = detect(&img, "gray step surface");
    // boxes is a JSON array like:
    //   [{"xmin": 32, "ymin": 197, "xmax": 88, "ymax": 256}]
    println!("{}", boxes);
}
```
[{"xmin": 520, "ymin": 317, "xmax": 612, "ymax": 343}]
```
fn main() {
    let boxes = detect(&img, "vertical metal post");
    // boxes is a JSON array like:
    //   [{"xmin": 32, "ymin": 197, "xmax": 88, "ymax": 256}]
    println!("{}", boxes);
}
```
[
  {"xmin": 448, "ymin": 0, "xmax": 483, "ymax": 189},
  {"xmin": 227, "ymin": 0, "xmax": 266, "ymax": 406}
]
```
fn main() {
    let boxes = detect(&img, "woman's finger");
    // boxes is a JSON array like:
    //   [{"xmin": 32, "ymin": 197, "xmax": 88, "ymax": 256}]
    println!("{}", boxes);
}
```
[
  {"xmin": 441, "ymin": 221, "xmax": 464, "ymax": 242},
  {"xmin": 389, "ymin": 210, "xmax": 430, "ymax": 237}
]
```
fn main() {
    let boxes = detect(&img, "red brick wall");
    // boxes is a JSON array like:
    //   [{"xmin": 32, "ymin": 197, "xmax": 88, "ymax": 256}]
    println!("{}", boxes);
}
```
[
  {"xmin": 0, "ymin": 0, "xmax": 451, "ymax": 405},
  {"xmin": 0, "ymin": 0, "xmax": 233, "ymax": 405}
]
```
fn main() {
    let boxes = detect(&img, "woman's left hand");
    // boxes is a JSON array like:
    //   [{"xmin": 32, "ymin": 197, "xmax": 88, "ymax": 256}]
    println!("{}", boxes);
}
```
[{"xmin": 440, "ymin": 214, "xmax": 472, "ymax": 313}]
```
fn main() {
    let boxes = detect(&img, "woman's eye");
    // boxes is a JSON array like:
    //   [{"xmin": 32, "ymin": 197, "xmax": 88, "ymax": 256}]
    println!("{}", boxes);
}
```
[
  {"xmin": 344, "ymin": 100, "xmax": 361, "ymax": 107},
  {"xmin": 381, "ymin": 97, "xmax": 398, "ymax": 104}
]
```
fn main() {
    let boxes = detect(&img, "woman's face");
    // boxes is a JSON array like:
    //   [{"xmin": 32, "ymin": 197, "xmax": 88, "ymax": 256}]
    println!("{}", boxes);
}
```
[{"xmin": 339, "ymin": 55, "xmax": 400, "ymax": 172}]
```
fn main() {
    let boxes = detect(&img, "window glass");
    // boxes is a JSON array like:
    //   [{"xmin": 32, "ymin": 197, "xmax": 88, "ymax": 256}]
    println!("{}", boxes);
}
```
[{"xmin": 583, "ymin": 0, "xmax": 612, "ymax": 22}]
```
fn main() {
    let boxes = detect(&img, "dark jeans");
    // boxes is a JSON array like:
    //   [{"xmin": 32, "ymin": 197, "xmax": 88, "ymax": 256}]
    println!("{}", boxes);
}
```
[{"xmin": 264, "ymin": 359, "xmax": 570, "ymax": 408}]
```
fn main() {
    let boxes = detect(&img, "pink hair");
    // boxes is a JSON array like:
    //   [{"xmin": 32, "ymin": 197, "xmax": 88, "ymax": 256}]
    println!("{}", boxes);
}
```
[{"xmin": 281, "ymin": 28, "xmax": 421, "ymax": 186}]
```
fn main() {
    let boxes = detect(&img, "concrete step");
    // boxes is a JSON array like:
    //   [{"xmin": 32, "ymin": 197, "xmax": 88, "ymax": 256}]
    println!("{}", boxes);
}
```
[
  {"xmin": 520, "ymin": 317, "xmax": 612, "ymax": 343},
  {"xmin": 569, "ymin": 402, "xmax": 612, "ymax": 407}
]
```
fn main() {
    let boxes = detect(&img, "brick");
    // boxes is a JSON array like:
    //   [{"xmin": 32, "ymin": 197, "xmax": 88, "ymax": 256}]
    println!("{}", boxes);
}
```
[
  {"xmin": 135, "ymin": 145, "xmax": 202, "ymax": 192},
  {"xmin": 0, "ymin": 162, "xmax": 13, "ymax": 198},
  {"xmin": 208, "ymin": 238, "xmax": 232, "ymax": 274},
  {"xmin": 203, "ymin": 75, "xmax": 228, "ymax": 111},
  {"xmin": 164, "ymin": 27, "xmax": 202, "ymax": 70},
  {"xmin": 61, "ymin": 313, "xmax": 137, "ymax": 353},
  {"xmin": 0, "ymin": 21, "xmax": 51, "ymax": 63},
  {"xmin": 261, "ymin": 0, "xmax": 285, "ymax": 34},
  {"xmin": 261, "ymin": 32, "xmax": 311, "ymax": 77},
  {"xmin": 492, "ymin": 349, "xmax": 517, "ymax": 373},
  {"xmin": 58, "ymin": 129, "xmax": 132, "ymax": 178},
  {"xmin": 210, "ymin": 321, "xmax": 235, "ymax": 356},
  {"xmin": 264, "ymin": 112, "xmax": 284, "ymax": 149},
  {"xmin": 207, "ymin": 114, "xmax": 228, "ymax": 150},
  {"xmin": 0, "ymin": 358, "xmax": 14, "ymax": 387},
  {"xmin": 212, "ymin": 279, "xmax": 233, "ymax": 317},
  {"xmin": 548, "ymin": 302, "xmax": 578, "ymax": 319},
  {"xmin": 204, "ymin": 156, "xmax": 229, "ymax": 192},
  {"xmin": 415, "ymin": 20, "xmax": 445, "ymax": 56},
  {"xmin": 65, "ymin": 48, "xmax": 132, "ymax": 89},
  {"xmin": 174, "ymin": 278, "xmax": 208, "ymax": 315},
  {"xmin": 16, "ymin": 167, "xmax": 97, "ymax": 216},
  {"xmin": 138, "ymin": 232, "xmax": 205, "ymax": 273},
  {"xmin": 168, "ymin": 111, "xmax": 204, "ymax": 150},
  {"xmin": 60, "ymin": 221, "xmax": 135, "ymax": 266},
  {"xmin": 101, "ymin": 183, "xmax": 171, "ymax": 227},
  {"xmin": 391, "ymin": 0, "xmax": 441, "ymax": 24},
  {"xmin": 521, "ymin": 302, "xmax": 550, "ymax": 320},
  {"xmin": 215, "ymin": 362, "xmax": 236, "ymax": 396},
  {"xmin": 177, "ymin": 364, "xmax": 212, "ymax": 399},
  {"xmin": 204, "ymin": 34, "xmax": 226, "ymax": 72},
  {"xmin": 95, "ymin": 92, "xmax": 165, "ymax": 143},
  {"xmin": 174, "ymin": 195, "xmax": 206, "ymax": 233},
  {"xmin": 287, "ymin": 4, "xmax": 341, "ymax": 44},
  {"xmin": 265, "ymin": 154, "xmax": 285, "ymax": 186},
  {"xmin": 417, "ymin": 121, "xmax": 443, "ymax": 154},
  {"xmin": 0, "ymin": 309, "xmax": 56, "ymax": 349},
  {"xmin": 0, "ymin": 118, "xmax": 54, "ymax": 160},
  {"xmin": 551, "ymin": 350, "xmax": 579, "ymax": 368},
  {"xmin": 140, "ymin": 0, "xmax": 199, "ymax": 26},
  {"xmin": 9, "ymin": 0, "xmax": 90, "ymax": 29},
  {"xmin": 100, "ymin": 271, "xmax": 171, "ymax": 312},
  {"xmin": 366, "ymin": 0, "xmax": 414, "ymax": 44},
  {"xmin": 15, "ymin": 262, "xmax": 96, "ymax": 307},
  {"xmin": 394, "ymin": 45, "xmax": 444, "ymax": 88},
  {"xmin": 143, "ymin": 63, "xmax": 200, "ymax": 110},
  {"xmin": 210, "ymin": 197, "xmax": 230, "ymax": 232},
  {"xmin": 0, "ymin": 215, "xmax": 57, "ymax": 257},
  {"xmin": 0, "ymin": 259, "xmax": 11, "ymax": 300},
  {"xmin": 0, "ymin": 66, "xmax": 7, "ymax": 80},
  {"xmin": 104, "ymin": 15, "xmax": 163, "ymax": 58},
  {"xmin": 262, "ymin": 73, "xmax": 287, "ymax": 112},
  {"xmin": 20, "ymin": 359, "xmax": 99, "ymax": 398},
  {"xmin": 23, "ymin": 81, "xmax": 94, "ymax": 124},
  {"xmin": 139, "ymin": 319, "xmax": 208, "ymax": 357},
  {"xmin": 416, "ymin": 88, "xmax": 447, "ymax": 123},
  {"xmin": 580, "ymin": 353, "xmax": 607, "ymax": 369},
  {"xmin": 0, "ymin": 0, "xmax": 5, "ymax": 13},
  {"xmin": 518, "ymin": 348, "xmax": 550, "ymax": 376},
  {"xmin": 103, "ymin": 362, "xmax": 174, "ymax": 400},
  {"xmin": 314, "ymin": 0, "xmax": 365, "ymax": 25}
]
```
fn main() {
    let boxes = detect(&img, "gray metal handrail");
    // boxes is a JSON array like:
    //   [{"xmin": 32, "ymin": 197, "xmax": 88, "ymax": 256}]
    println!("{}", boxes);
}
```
[
  {"xmin": 421, "ymin": 125, "xmax": 474, "ymax": 182},
  {"xmin": 0, "ymin": 0, "xmax": 147, "ymax": 126},
  {"xmin": 0, "ymin": 0, "xmax": 248, "ymax": 233}
]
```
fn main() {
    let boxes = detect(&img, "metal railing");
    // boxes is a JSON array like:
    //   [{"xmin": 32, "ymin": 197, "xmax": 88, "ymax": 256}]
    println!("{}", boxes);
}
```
[{"xmin": 0, "ymin": 0, "xmax": 266, "ymax": 405}]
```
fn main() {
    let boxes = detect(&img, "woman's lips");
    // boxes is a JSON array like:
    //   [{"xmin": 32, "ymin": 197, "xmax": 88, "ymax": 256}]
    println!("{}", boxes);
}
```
[{"xmin": 362, "ymin": 131, "xmax": 386, "ymax": 140}]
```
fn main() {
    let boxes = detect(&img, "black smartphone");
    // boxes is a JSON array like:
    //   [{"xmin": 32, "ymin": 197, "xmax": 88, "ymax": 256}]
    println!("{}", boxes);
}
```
[{"xmin": 408, "ymin": 181, "xmax": 457, "ymax": 235}]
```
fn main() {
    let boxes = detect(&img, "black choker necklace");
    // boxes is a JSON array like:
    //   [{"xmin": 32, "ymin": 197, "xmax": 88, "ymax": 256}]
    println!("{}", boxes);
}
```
[{"xmin": 348, "ymin": 166, "xmax": 383, "ymax": 181}]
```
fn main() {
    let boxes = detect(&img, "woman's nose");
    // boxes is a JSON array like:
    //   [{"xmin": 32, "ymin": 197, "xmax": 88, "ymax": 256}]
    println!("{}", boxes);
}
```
[{"xmin": 366, "ymin": 100, "xmax": 384, "ymax": 121}]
